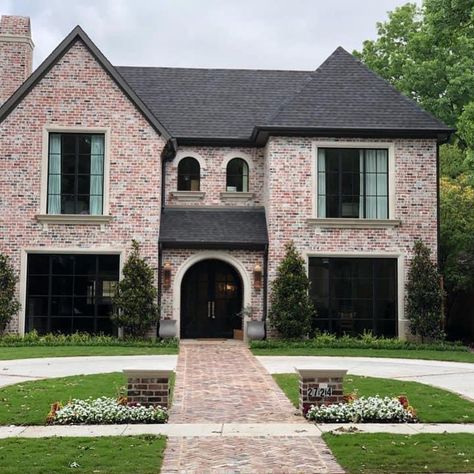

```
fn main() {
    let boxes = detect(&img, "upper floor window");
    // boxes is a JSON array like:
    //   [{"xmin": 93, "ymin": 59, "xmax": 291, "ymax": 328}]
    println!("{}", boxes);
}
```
[
  {"xmin": 317, "ymin": 148, "xmax": 388, "ymax": 219},
  {"xmin": 226, "ymin": 158, "xmax": 249, "ymax": 192},
  {"xmin": 178, "ymin": 157, "xmax": 200, "ymax": 191},
  {"xmin": 47, "ymin": 133, "xmax": 105, "ymax": 215}
]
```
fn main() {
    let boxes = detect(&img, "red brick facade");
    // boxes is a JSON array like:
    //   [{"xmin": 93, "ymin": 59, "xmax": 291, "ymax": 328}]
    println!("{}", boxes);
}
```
[{"xmin": 0, "ymin": 18, "xmax": 439, "ymax": 338}]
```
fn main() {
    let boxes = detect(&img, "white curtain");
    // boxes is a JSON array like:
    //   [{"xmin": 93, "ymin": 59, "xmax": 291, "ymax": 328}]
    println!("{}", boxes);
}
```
[
  {"xmin": 47, "ymin": 134, "xmax": 61, "ymax": 214},
  {"xmin": 359, "ymin": 150, "xmax": 365, "ymax": 218},
  {"xmin": 242, "ymin": 160, "xmax": 249, "ymax": 192},
  {"xmin": 317, "ymin": 149, "xmax": 326, "ymax": 217},
  {"xmin": 365, "ymin": 149, "xmax": 378, "ymax": 218},
  {"xmin": 90, "ymin": 136, "xmax": 104, "ymax": 215},
  {"xmin": 376, "ymin": 150, "xmax": 388, "ymax": 218}
]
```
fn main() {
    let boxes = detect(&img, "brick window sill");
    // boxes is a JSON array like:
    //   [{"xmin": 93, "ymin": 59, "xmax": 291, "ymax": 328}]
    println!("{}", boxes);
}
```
[
  {"xmin": 35, "ymin": 214, "xmax": 113, "ymax": 225},
  {"xmin": 170, "ymin": 191, "xmax": 205, "ymax": 201},
  {"xmin": 307, "ymin": 218, "xmax": 401, "ymax": 229},
  {"xmin": 220, "ymin": 191, "xmax": 254, "ymax": 201}
]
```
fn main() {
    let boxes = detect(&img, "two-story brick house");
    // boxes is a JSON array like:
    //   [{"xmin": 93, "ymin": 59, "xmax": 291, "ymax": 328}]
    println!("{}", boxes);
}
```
[{"xmin": 0, "ymin": 16, "xmax": 452, "ymax": 339}]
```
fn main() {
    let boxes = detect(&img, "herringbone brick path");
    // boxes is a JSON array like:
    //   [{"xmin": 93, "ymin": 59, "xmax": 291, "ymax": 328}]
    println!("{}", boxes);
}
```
[
  {"xmin": 162, "ymin": 341, "xmax": 345, "ymax": 473},
  {"xmin": 162, "ymin": 436, "xmax": 345, "ymax": 473},
  {"xmin": 168, "ymin": 340, "xmax": 300, "ymax": 424}
]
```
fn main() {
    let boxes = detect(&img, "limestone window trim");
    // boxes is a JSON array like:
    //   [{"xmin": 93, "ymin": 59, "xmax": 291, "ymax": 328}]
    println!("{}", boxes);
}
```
[
  {"xmin": 306, "ymin": 218, "xmax": 401, "ymax": 229},
  {"xmin": 170, "ymin": 191, "xmax": 205, "ymax": 201},
  {"xmin": 311, "ymin": 140, "xmax": 396, "ymax": 221},
  {"xmin": 35, "ymin": 214, "xmax": 113, "ymax": 226},
  {"xmin": 220, "ymin": 191, "xmax": 254, "ymax": 201},
  {"xmin": 39, "ymin": 125, "xmax": 112, "ymax": 218}
]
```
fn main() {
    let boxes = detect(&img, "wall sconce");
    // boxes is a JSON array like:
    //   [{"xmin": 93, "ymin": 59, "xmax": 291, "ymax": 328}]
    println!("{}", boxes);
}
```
[
  {"xmin": 254, "ymin": 264, "xmax": 262, "ymax": 290},
  {"xmin": 163, "ymin": 262, "xmax": 172, "ymax": 289}
]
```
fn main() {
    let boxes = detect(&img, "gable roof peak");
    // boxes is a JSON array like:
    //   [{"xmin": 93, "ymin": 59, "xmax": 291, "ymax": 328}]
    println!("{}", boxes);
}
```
[{"xmin": 0, "ymin": 24, "xmax": 171, "ymax": 139}]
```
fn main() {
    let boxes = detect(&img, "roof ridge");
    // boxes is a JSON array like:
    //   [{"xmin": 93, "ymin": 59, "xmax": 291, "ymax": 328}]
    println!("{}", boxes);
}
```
[{"xmin": 115, "ymin": 65, "xmax": 313, "ymax": 73}]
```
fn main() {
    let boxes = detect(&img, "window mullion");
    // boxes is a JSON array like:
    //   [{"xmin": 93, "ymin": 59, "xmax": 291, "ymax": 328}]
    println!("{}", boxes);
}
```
[
  {"xmin": 363, "ymin": 151, "xmax": 367, "ymax": 219},
  {"xmin": 338, "ymin": 152, "xmax": 342, "ymax": 218},
  {"xmin": 74, "ymin": 135, "xmax": 79, "ymax": 215}
]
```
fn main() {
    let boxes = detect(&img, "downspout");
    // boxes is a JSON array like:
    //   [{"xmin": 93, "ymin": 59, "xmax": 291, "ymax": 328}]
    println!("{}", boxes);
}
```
[
  {"xmin": 436, "ymin": 142, "xmax": 441, "ymax": 270},
  {"xmin": 157, "ymin": 139, "xmax": 177, "ymax": 335},
  {"xmin": 263, "ymin": 243, "xmax": 269, "ymax": 339}
]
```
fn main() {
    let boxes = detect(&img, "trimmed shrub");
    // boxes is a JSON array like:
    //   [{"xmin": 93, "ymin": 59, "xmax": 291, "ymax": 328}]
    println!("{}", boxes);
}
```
[
  {"xmin": 111, "ymin": 241, "xmax": 159, "ymax": 337},
  {"xmin": 269, "ymin": 241, "xmax": 315, "ymax": 338},
  {"xmin": 0, "ymin": 253, "xmax": 20, "ymax": 335},
  {"xmin": 406, "ymin": 240, "xmax": 445, "ymax": 341}
]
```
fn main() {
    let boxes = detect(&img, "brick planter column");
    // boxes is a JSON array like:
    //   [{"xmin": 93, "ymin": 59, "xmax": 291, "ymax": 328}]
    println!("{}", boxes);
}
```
[
  {"xmin": 123, "ymin": 369, "xmax": 172, "ymax": 408},
  {"xmin": 296, "ymin": 369, "xmax": 347, "ymax": 416}
]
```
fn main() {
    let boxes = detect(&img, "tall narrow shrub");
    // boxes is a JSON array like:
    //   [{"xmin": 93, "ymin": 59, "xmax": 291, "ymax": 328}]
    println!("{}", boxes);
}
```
[
  {"xmin": 111, "ymin": 241, "xmax": 159, "ymax": 338},
  {"xmin": 269, "ymin": 241, "xmax": 315, "ymax": 338},
  {"xmin": 406, "ymin": 240, "xmax": 444, "ymax": 341},
  {"xmin": 0, "ymin": 253, "xmax": 20, "ymax": 334}
]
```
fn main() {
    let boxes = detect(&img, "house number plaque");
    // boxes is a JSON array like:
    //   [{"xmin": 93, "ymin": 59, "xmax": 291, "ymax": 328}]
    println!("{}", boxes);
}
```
[{"xmin": 307, "ymin": 386, "xmax": 333, "ymax": 399}]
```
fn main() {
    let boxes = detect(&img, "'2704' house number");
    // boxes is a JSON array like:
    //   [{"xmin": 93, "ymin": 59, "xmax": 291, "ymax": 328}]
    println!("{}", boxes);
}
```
[{"xmin": 307, "ymin": 386, "xmax": 333, "ymax": 398}]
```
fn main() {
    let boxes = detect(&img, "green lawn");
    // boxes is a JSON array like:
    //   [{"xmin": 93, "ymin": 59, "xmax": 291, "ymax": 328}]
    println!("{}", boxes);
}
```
[
  {"xmin": 273, "ymin": 373, "xmax": 474, "ymax": 423},
  {"xmin": 0, "ymin": 372, "xmax": 175, "ymax": 425},
  {"xmin": 252, "ymin": 346, "xmax": 474, "ymax": 363},
  {"xmin": 0, "ymin": 345, "xmax": 178, "ymax": 360},
  {"xmin": 0, "ymin": 435, "xmax": 166, "ymax": 474},
  {"xmin": 324, "ymin": 433, "xmax": 474, "ymax": 473}
]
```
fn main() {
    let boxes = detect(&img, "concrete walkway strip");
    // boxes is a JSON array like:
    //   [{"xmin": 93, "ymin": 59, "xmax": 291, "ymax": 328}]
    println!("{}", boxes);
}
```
[{"xmin": 1, "ymin": 423, "xmax": 473, "ymax": 439}]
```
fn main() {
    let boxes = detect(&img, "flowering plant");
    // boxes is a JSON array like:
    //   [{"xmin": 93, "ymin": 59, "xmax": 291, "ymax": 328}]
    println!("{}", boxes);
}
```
[
  {"xmin": 47, "ymin": 396, "xmax": 168, "ymax": 425},
  {"xmin": 306, "ymin": 395, "xmax": 418, "ymax": 423}
]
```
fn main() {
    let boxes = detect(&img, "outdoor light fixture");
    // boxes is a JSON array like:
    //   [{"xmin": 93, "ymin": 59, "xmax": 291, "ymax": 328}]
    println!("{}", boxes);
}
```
[
  {"xmin": 254, "ymin": 263, "xmax": 262, "ymax": 289},
  {"xmin": 163, "ymin": 262, "xmax": 172, "ymax": 289}
]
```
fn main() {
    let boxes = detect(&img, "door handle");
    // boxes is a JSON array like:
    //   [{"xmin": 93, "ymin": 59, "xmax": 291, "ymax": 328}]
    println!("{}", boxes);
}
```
[
  {"xmin": 212, "ymin": 301, "xmax": 215, "ymax": 319},
  {"xmin": 208, "ymin": 301, "xmax": 211, "ymax": 318}
]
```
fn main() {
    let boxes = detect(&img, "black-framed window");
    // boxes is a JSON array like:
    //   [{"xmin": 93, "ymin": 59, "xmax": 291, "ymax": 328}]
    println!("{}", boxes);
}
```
[
  {"xmin": 317, "ymin": 148, "xmax": 389, "ymax": 219},
  {"xmin": 308, "ymin": 257, "xmax": 397, "ymax": 337},
  {"xmin": 177, "ymin": 157, "xmax": 200, "ymax": 191},
  {"xmin": 47, "ymin": 133, "xmax": 105, "ymax": 215},
  {"xmin": 26, "ymin": 254, "xmax": 120, "ymax": 335},
  {"xmin": 226, "ymin": 158, "xmax": 249, "ymax": 192}
]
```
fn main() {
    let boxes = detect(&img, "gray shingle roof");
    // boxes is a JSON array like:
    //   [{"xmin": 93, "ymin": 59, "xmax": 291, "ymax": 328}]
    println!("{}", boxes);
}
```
[
  {"xmin": 115, "ymin": 66, "xmax": 311, "ymax": 140},
  {"xmin": 159, "ymin": 208, "xmax": 268, "ymax": 249},
  {"xmin": 116, "ymin": 47, "xmax": 451, "ymax": 142},
  {"xmin": 268, "ymin": 47, "xmax": 447, "ymax": 131}
]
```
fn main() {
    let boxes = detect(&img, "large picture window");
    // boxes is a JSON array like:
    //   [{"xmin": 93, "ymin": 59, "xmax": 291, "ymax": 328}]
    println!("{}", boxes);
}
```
[
  {"xmin": 308, "ymin": 257, "xmax": 397, "ymax": 337},
  {"xmin": 26, "ymin": 254, "xmax": 120, "ymax": 335},
  {"xmin": 317, "ymin": 148, "xmax": 388, "ymax": 219},
  {"xmin": 47, "ymin": 133, "xmax": 105, "ymax": 215}
]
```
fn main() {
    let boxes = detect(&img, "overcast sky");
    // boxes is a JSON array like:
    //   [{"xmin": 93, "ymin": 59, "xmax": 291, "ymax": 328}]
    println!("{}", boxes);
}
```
[{"xmin": 0, "ymin": 0, "xmax": 418, "ymax": 70}]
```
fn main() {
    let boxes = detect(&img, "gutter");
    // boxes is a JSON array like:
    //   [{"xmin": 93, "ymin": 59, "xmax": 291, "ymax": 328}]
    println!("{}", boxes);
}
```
[
  {"xmin": 263, "ymin": 243, "xmax": 269, "ymax": 339},
  {"xmin": 157, "ymin": 139, "xmax": 177, "ymax": 334}
]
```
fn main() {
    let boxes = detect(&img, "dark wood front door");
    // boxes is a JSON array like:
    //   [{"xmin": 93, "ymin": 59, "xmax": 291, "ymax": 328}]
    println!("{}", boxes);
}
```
[{"xmin": 181, "ymin": 259, "xmax": 243, "ymax": 338}]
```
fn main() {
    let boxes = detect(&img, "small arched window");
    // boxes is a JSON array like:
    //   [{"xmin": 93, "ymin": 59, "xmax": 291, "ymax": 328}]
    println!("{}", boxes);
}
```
[
  {"xmin": 178, "ymin": 157, "xmax": 200, "ymax": 191},
  {"xmin": 226, "ymin": 158, "xmax": 249, "ymax": 192}
]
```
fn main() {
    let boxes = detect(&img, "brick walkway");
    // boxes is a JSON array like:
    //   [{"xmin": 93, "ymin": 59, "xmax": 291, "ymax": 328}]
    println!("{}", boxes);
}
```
[{"xmin": 162, "ymin": 340, "xmax": 344, "ymax": 473}]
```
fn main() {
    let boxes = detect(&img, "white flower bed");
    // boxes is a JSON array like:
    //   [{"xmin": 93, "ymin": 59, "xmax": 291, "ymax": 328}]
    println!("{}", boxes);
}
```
[
  {"xmin": 50, "ymin": 397, "xmax": 168, "ymax": 424},
  {"xmin": 306, "ymin": 396, "xmax": 417, "ymax": 423}
]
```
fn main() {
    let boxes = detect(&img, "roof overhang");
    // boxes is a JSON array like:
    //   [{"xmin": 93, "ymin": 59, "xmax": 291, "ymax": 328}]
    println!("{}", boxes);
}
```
[{"xmin": 174, "ymin": 126, "xmax": 455, "ymax": 148}]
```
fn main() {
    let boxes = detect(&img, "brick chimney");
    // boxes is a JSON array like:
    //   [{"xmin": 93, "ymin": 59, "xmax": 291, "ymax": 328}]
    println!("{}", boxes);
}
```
[{"xmin": 0, "ymin": 15, "xmax": 34, "ymax": 106}]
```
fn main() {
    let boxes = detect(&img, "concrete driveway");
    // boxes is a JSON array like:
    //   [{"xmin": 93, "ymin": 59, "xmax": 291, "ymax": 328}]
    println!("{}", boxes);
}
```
[
  {"xmin": 258, "ymin": 356, "xmax": 474, "ymax": 401},
  {"xmin": 1, "ymin": 354, "xmax": 473, "ymax": 400}
]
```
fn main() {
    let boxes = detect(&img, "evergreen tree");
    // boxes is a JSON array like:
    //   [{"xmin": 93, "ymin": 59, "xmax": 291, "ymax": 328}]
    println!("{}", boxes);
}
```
[
  {"xmin": 111, "ymin": 241, "xmax": 159, "ymax": 338},
  {"xmin": 406, "ymin": 240, "xmax": 445, "ymax": 341},
  {"xmin": 0, "ymin": 253, "xmax": 20, "ymax": 334},
  {"xmin": 269, "ymin": 241, "xmax": 315, "ymax": 338}
]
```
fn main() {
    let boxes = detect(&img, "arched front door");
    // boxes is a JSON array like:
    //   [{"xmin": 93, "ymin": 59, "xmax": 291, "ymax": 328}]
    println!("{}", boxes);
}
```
[{"xmin": 180, "ymin": 259, "xmax": 243, "ymax": 338}]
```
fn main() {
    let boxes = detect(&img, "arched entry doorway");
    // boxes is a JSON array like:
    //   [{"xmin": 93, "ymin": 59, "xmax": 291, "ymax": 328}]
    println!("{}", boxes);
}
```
[{"xmin": 180, "ymin": 259, "xmax": 243, "ymax": 338}]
